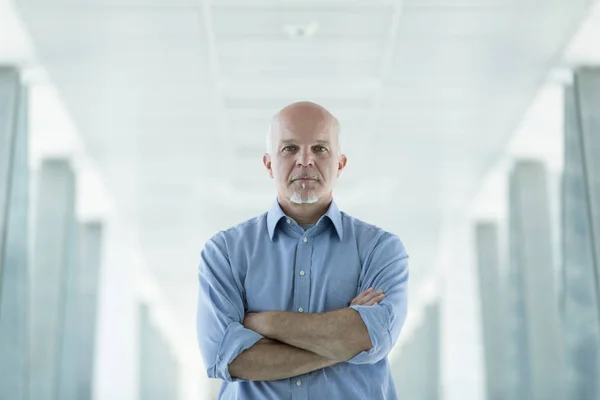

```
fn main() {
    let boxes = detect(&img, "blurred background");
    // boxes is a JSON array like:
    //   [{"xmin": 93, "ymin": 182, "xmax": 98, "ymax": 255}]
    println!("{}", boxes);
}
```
[{"xmin": 1, "ymin": 0, "xmax": 600, "ymax": 399}]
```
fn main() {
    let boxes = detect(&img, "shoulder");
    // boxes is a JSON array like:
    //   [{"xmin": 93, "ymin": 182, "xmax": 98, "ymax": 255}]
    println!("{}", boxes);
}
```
[
  {"xmin": 341, "ymin": 211, "xmax": 408, "ymax": 256},
  {"xmin": 203, "ymin": 212, "xmax": 268, "ymax": 252}
]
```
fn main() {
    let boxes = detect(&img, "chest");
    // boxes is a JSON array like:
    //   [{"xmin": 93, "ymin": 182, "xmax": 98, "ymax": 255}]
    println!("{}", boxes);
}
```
[{"xmin": 239, "ymin": 234, "xmax": 363, "ymax": 313}]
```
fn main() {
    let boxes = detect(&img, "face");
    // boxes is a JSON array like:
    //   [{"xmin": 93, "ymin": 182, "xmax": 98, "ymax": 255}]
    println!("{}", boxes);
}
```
[{"xmin": 263, "ymin": 111, "xmax": 347, "ymax": 206}]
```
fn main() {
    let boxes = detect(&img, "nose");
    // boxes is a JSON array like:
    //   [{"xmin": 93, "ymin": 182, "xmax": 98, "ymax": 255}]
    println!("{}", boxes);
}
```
[{"xmin": 296, "ymin": 148, "xmax": 315, "ymax": 167}]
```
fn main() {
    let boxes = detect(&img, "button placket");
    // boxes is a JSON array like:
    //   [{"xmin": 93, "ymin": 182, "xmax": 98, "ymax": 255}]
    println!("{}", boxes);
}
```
[
  {"xmin": 291, "ymin": 375, "xmax": 308, "ymax": 400},
  {"xmin": 295, "ymin": 233, "xmax": 311, "ymax": 320},
  {"xmin": 293, "ymin": 234, "xmax": 311, "ymax": 400}
]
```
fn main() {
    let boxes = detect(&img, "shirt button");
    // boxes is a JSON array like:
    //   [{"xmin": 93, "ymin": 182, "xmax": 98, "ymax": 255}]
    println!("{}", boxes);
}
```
[
  {"xmin": 296, "ymin": 380, "xmax": 302, "ymax": 386},
  {"xmin": 298, "ymin": 307, "xmax": 304, "ymax": 313},
  {"xmin": 299, "ymin": 270, "xmax": 305, "ymax": 276},
  {"xmin": 303, "ymin": 237, "xmax": 308, "ymax": 243},
  {"xmin": 286, "ymin": 219, "xmax": 291, "ymax": 224}
]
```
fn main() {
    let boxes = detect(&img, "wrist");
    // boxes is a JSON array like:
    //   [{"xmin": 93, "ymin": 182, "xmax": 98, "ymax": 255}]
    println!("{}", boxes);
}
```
[{"xmin": 260, "ymin": 311, "xmax": 277, "ymax": 338}]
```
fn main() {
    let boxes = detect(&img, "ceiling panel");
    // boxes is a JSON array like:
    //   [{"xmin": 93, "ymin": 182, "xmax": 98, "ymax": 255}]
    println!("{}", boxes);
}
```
[
  {"xmin": 218, "ymin": 38, "xmax": 383, "ymax": 64},
  {"xmin": 388, "ymin": 37, "xmax": 545, "ymax": 85},
  {"xmin": 210, "ymin": 0, "xmax": 395, "ymax": 7},
  {"xmin": 222, "ymin": 78, "xmax": 380, "ymax": 98},
  {"xmin": 211, "ymin": 5, "xmax": 393, "ymax": 37},
  {"xmin": 17, "ymin": 0, "xmax": 204, "ymax": 8},
  {"xmin": 397, "ymin": 7, "xmax": 526, "ymax": 37},
  {"xmin": 223, "ymin": 96, "xmax": 373, "ymax": 110},
  {"xmin": 16, "ymin": 9, "xmax": 203, "ymax": 37},
  {"xmin": 403, "ymin": 0, "xmax": 534, "ymax": 5},
  {"xmin": 220, "ymin": 58, "xmax": 380, "ymax": 80}
]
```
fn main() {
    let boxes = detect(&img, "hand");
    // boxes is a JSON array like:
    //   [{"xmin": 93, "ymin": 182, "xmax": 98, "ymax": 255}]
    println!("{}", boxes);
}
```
[
  {"xmin": 350, "ymin": 287, "xmax": 385, "ymax": 306},
  {"xmin": 242, "ymin": 312, "xmax": 273, "ymax": 337},
  {"xmin": 242, "ymin": 312, "xmax": 262, "ymax": 332}
]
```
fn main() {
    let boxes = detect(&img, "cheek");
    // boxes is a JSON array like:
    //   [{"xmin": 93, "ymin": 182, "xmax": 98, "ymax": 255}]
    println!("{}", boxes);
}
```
[
  {"xmin": 322, "ymin": 163, "xmax": 338, "ymax": 178},
  {"xmin": 272, "ymin": 162, "xmax": 291, "ymax": 180}
]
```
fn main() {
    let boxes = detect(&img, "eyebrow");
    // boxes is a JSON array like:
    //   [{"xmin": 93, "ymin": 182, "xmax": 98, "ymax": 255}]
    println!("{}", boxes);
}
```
[{"xmin": 280, "ymin": 139, "xmax": 331, "ymax": 146}]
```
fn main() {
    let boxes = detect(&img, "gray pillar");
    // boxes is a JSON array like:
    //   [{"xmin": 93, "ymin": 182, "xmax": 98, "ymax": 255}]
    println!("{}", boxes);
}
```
[
  {"xmin": 76, "ymin": 222, "xmax": 103, "ymax": 400},
  {"xmin": 57, "ymin": 221, "xmax": 103, "ymax": 400},
  {"xmin": 507, "ymin": 160, "xmax": 565, "ymax": 400},
  {"xmin": 139, "ymin": 304, "xmax": 180, "ymax": 400},
  {"xmin": 562, "ymin": 67, "xmax": 600, "ymax": 399},
  {"xmin": 0, "ymin": 67, "xmax": 30, "ymax": 399},
  {"xmin": 392, "ymin": 301, "xmax": 440, "ymax": 400},
  {"xmin": 30, "ymin": 159, "xmax": 77, "ymax": 400},
  {"xmin": 56, "ymin": 225, "xmax": 80, "ymax": 400},
  {"xmin": 474, "ymin": 222, "xmax": 508, "ymax": 400}
]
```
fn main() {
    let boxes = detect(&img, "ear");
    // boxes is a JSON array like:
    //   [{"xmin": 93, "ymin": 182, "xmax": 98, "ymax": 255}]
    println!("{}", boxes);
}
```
[
  {"xmin": 337, "ymin": 154, "xmax": 347, "ymax": 177},
  {"xmin": 263, "ymin": 153, "xmax": 274, "ymax": 179}
]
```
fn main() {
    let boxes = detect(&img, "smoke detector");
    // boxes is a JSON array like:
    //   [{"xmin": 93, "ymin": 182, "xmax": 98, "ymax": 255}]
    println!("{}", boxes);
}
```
[{"xmin": 283, "ymin": 21, "xmax": 319, "ymax": 39}]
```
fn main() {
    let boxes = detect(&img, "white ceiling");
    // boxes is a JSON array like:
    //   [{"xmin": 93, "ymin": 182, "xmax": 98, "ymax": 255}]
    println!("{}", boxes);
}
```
[{"xmin": 10, "ymin": 0, "xmax": 596, "ymax": 384}]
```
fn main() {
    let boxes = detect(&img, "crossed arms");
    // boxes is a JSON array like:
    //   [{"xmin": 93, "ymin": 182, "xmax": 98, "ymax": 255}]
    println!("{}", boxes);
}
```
[
  {"xmin": 229, "ymin": 289, "xmax": 386, "ymax": 381},
  {"xmin": 196, "ymin": 233, "xmax": 409, "ymax": 383}
]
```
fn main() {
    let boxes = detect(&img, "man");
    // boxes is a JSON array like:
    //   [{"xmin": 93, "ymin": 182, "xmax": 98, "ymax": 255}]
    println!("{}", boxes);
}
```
[{"xmin": 197, "ymin": 101, "xmax": 409, "ymax": 399}]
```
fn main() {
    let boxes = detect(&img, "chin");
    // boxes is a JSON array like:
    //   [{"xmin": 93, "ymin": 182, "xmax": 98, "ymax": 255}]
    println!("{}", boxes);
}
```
[{"xmin": 290, "ymin": 192, "xmax": 319, "ymax": 204}]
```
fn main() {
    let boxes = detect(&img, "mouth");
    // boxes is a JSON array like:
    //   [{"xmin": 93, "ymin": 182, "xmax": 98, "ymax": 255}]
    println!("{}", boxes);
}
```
[
  {"xmin": 291, "ymin": 174, "xmax": 320, "ymax": 183},
  {"xmin": 291, "ymin": 178, "xmax": 319, "ymax": 185}
]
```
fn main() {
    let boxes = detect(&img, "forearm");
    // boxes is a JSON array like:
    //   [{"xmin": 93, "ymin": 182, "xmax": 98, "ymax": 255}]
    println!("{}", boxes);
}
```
[
  {"xmin": 262, "ymin": 308, "xmax": 372, "ymax": 362},
  {"xmin": 228, "ymin": 338, "xmax": 337, "ymax": 381}
]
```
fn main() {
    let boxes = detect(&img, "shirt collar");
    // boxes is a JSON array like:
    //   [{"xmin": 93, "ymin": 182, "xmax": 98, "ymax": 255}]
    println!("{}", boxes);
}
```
[{"xmin": 267, "ymin": 199, "xmax": 344, "ymax": 241}]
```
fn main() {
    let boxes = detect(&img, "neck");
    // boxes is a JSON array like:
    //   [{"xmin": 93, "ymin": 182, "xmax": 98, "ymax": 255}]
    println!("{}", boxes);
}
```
[{"xmin": 277, "ymin": 194, "xmax": 332, "ymax": 225}]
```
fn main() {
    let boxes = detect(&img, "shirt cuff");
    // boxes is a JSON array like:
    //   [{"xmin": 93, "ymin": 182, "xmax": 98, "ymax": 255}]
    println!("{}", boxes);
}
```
[
  {"xmin": 215, "ymin": 322, "xmax": 264, "ymax": 382},
  {"xmin": 347, "ymin": 304, "xmax": 392, "ymax": 364}
]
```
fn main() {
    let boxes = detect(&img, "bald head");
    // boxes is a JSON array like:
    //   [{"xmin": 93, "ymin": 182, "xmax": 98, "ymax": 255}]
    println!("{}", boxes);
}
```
[
  {"xmin": 262, "ymin": 101, "xmax": 348, "ymax": 209},
  {"xmin": 266, "ymin": 101, "xmax": 341, "ymax": 154}
]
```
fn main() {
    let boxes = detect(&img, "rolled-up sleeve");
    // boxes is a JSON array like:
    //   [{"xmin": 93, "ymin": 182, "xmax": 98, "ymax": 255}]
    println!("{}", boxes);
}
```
[
  {"xmin": 196, "ymin": 233, "xmax": 264, "ymax": 382},
  {"xmin": 347, "ymin": 233, "xmax": 409, "ymax": 365}
]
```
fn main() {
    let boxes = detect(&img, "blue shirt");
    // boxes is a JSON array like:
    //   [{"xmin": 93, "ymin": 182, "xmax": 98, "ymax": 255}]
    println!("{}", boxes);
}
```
[{"xmin": 197, "ymin": 199, "xmax": 409, "ymax": 400}]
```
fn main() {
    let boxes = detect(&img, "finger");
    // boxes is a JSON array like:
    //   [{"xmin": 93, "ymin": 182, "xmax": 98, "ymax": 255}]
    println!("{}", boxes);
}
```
[
  {"xmin": 363, "ymin": 289, "xmax": 384, "ymax": 298},
  {"xmin": 350, "ymin": 288, "xmax": 374, "ymax": 304},
  {"xmin": 364, "ymin": 293, "xmax": 385, "ymax": 305},
  {"xmin": 362, "ymin": 290, "xmax": 383, "ymax": 302},
  {"xmin": 364, "ymin": 293, "xmax": 386, "ymax": 306},
  {"xmin": 355, "ymin": 287, "xmax": 374, "ymax": 299},
  {"xmin": 352, "ymin": 290, "xmax": 384, "ymax": 306}
]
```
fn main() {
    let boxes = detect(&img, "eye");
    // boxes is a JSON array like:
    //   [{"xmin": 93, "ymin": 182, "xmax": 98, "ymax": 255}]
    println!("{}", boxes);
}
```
[
  {"xmin": 314, "ymin": 146, "xmax": 328, "ymax": 152},
  {"xmin": 282, "ymin": 145, "xmax": 297, "ymax": 152}
]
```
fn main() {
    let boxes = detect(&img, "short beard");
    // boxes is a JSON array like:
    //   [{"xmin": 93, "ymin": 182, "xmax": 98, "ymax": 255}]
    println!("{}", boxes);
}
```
[{"xmin": 290, "ymin": 191, "xmax": 319, "ymax": 204}]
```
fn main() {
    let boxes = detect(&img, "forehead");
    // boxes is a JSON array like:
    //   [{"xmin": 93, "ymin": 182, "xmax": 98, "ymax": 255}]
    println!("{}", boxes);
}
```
[{"xmin": 273, "ymin": 120, "xmax": 337, "ymax": 144}]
